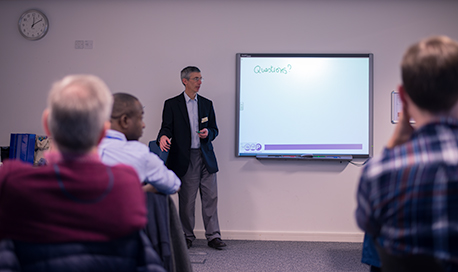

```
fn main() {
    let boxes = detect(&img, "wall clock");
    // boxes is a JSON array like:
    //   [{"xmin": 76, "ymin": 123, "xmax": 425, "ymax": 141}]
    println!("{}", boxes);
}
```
[{"xmin": 18, "ymin": 9, "xmax": 49, "ymax": 41}]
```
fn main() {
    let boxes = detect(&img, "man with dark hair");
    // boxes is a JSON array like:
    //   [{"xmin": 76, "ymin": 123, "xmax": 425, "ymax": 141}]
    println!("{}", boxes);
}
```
[
  {"xmin": 157, "ymin": 66, "xmax": 226, "ymax": 249},
  {"xmin": 98, "ymin": 93, "xmax": 180, "ymax": 195},
  {"xmin": 356, "ymin": 36, "xmax": 458, "ymax": 269}
]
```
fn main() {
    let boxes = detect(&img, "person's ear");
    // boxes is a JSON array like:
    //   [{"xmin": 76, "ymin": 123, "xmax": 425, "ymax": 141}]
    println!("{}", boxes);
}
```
[
  {"xmin": 182, "ymin": 78, "xmax": 188, "ymax": 86},
  {"xmin": 42, "ymin": 109, "xmax": 51, "ymax": 136},
  {"xmin": 398, "ymin": 85, "xmax": 410, "ymax": 111},
  {"xmin": 119, "ymin": 114, "xmax": 130, "ymax": 129}
]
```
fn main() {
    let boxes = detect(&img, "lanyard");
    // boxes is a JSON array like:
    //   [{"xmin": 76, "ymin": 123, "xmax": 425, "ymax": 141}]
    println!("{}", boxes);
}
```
[{"xmin": 105, "ymin": 135, "xmax": 124, "ymax": 141}]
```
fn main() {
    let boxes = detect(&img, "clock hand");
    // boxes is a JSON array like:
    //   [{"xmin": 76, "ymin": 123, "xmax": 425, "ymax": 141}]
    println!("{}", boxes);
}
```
[{"xmin": 32, "ymin": 19, "xmax": 43, "ymax": 28}]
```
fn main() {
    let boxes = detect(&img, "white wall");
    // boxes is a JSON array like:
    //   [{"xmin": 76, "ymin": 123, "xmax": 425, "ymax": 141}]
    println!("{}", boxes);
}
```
[{"xmin": 1, "ymin": 0, "xmax": 457, "ymax": 242}]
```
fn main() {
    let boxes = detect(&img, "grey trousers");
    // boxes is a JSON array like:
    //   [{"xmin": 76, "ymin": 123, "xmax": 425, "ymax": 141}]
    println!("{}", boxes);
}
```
[{"xmin": 179, "ymin": 149, "xmax": 221, "ymax": 242}]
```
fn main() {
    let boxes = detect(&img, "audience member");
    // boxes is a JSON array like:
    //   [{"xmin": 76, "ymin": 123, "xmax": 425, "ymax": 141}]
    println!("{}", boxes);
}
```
[
  {"xmin": 0, "ymin": 75, "xmax": 164, "ymax": 271},
  {"xmin": 356, "ymin": 35, "xmax": 458, "ymax": 270},
  {"xmin": 98, "ymin": 92, "xmax": 180, "ymax": 195}
]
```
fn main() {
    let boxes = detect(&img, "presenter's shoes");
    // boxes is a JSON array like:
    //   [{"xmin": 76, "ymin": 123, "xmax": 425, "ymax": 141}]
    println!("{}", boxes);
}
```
[
  {"xmin": 208, "ymin": 238, "xmax": 227, "ymax": 250},
  {"xmin": 186, "ymin": 239, "xmax": 192, "ymax": 249}
]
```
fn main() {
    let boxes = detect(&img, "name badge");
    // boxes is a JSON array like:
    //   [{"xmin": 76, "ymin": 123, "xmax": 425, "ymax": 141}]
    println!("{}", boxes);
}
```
[{"xmin": 201, "ymin": 117, "xmax": 208, "ymax": 123}]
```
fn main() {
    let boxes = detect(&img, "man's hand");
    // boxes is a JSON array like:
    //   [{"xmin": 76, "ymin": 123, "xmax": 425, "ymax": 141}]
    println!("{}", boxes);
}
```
[
  {"xmin": 198, "ymin": 128, "xmax": 208, "ymax": 139},
  {"xmin": 159, "ymin": 135, "xmax": 171, "ymax": 152},
  {"xmin": 142, "ymin": 183, "xmax": 158, "ymax": 193},
  {"xmin": 387, "ymin": 106, "xmax": 414, "ymax": 149}
]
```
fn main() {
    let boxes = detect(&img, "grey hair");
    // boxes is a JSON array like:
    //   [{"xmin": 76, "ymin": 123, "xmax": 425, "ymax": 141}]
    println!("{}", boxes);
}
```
[
  {"xmin": 47, "ymin": 74, "xmax": 113, "ymax": 154},
  {"xmin": 180, "ymin": 66, "xmax": 201, "ymax": 86}
]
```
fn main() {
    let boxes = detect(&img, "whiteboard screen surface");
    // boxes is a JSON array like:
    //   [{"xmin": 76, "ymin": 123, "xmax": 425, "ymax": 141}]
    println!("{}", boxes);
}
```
[{"xmin": 236, "ymin": 53, "xmax": 373, "ymax": 158}]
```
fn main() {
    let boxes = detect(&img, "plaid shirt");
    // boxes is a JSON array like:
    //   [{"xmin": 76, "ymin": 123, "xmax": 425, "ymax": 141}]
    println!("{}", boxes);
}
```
[{"xmin": 356, "ymin": 118, "xmax": 458, "ymax": 265}]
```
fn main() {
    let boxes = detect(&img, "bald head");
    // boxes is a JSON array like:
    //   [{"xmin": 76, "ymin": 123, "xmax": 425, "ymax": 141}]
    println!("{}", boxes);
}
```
[{"xmin": 46, "ymin": 74, "xmax": 113, "ymax": 154}]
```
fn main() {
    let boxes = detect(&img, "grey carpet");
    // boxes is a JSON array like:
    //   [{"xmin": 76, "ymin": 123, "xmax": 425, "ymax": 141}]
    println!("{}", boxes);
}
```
[{"xmin": 188, "ymin": 239, "xmax": 369, "ymax": 272}]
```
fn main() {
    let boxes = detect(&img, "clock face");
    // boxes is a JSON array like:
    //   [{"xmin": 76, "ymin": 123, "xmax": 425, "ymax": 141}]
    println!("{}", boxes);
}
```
[{"xmin": 18, "ymin": 9, "xmax": 49, "ymax": 40}]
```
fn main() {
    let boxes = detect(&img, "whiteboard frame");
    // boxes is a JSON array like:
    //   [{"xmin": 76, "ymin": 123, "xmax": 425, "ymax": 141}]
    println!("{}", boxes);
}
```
[{"xmin": 236, "ymin": 53, "xmax": 374, "ymax": 159}]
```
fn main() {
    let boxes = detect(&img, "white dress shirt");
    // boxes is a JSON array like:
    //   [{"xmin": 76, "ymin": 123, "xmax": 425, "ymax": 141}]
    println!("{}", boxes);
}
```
[
  {"xmin": 98, "ymin": 129, "xmax": 181, "ymax": 194},
  {"xmin": 184, "ymin": 92, "xmax": 200, "ymax": 149}
]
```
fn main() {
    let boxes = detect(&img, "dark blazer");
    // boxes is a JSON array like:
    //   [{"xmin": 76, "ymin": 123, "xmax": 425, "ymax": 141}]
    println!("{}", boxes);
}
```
[{"xmin": 156, "ymin": 92, "xmax": 218, "ymax": 178}]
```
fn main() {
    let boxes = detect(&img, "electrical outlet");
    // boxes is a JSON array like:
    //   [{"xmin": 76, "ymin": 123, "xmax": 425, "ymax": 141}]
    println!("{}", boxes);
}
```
[
  {"xmin": 75, "ymin": 40, "xmax": 84, "ymax": 49},
  {"xmin": 84, "ymin": 40, "xmax": 93, "ymax": 49}
]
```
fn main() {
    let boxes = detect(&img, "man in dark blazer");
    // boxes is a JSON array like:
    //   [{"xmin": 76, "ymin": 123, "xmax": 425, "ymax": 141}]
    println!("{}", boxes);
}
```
[{"xmin": 157, "ymin": 66, "xmax": 226, "ymax": 250}]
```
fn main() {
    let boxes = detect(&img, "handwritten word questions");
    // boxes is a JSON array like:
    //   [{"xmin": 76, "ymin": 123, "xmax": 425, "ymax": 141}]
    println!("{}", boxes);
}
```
[{"xmin": 253, "ymin": 64, "xmax": 292, "ymax": 74}]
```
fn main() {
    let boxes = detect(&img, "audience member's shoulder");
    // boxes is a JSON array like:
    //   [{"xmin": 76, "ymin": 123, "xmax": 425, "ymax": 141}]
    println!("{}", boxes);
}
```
[
  {"xmin": 126, "ymin": 140, "xmax": 150, "ymax": 151},
  {"xmin": 109, "ymin": 163, "xmax": 141, "ymax": 183},
  {"xmin": 0, "ymin": 160, "xmax": 39, "ymax": 182},
  {"xmin": 123, "ymin": 140, "xmax": 152, "ymax": 161},
  {"xmin": 363, "ymin": 148, "xmax": 399, "ymax": 179},
  {"xmin": 0, "ymin": 159, "xmax": 33, "ymax": 171}
]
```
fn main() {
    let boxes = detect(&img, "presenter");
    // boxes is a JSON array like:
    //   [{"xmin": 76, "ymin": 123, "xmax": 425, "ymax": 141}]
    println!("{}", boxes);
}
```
[{"xmin": 157, "ymin": 66, "xmax": 226, "ymax": 250}]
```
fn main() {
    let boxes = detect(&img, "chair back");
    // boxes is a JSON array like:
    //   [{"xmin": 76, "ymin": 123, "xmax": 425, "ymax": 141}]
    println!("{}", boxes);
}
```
[
  {"xmin": 148, "ymin": 141, "xmax": 169, "ymax": 163},
  {"xmin": 376, "ymin": 245, "xmax": 445, "ymax": 272},
  {"xmin": 0, "ymin": 232, "xmax": 166, "ymax": 272}
]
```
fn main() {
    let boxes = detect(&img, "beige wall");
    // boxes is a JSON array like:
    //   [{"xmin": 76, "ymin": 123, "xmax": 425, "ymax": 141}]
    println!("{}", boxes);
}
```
[{"xmin": 1, "ymin": 0, "xmax": 458, "ymax": 241}]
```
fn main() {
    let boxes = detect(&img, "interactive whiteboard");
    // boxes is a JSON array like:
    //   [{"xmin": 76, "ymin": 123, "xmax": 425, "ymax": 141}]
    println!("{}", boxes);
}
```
[{"xmin": 236, "ymin": 53, "xmax": 373, "ymax": 160}]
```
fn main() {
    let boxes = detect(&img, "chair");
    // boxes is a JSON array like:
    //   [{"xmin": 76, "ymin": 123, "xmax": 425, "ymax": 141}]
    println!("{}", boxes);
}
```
[
  {"xmin": 0, "ymin": 231, "xmax": 166, "ymax": 272},
  {"xmin": 148, "ymin": 140, "xmax": 169, "ymax": 163},
  {"xmin": 375, "ymin": 244, "xmax": 445, "ymax": 272},
  {"xmin": 146, "ymin": 140, "xmax": 192, "ymax": 272}
]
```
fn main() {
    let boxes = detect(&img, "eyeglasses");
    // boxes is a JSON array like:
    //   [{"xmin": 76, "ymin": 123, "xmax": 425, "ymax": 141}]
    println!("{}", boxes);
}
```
[{"xmin": 188, "ymin": 77, "xmax": 203, "ymax": 82}]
